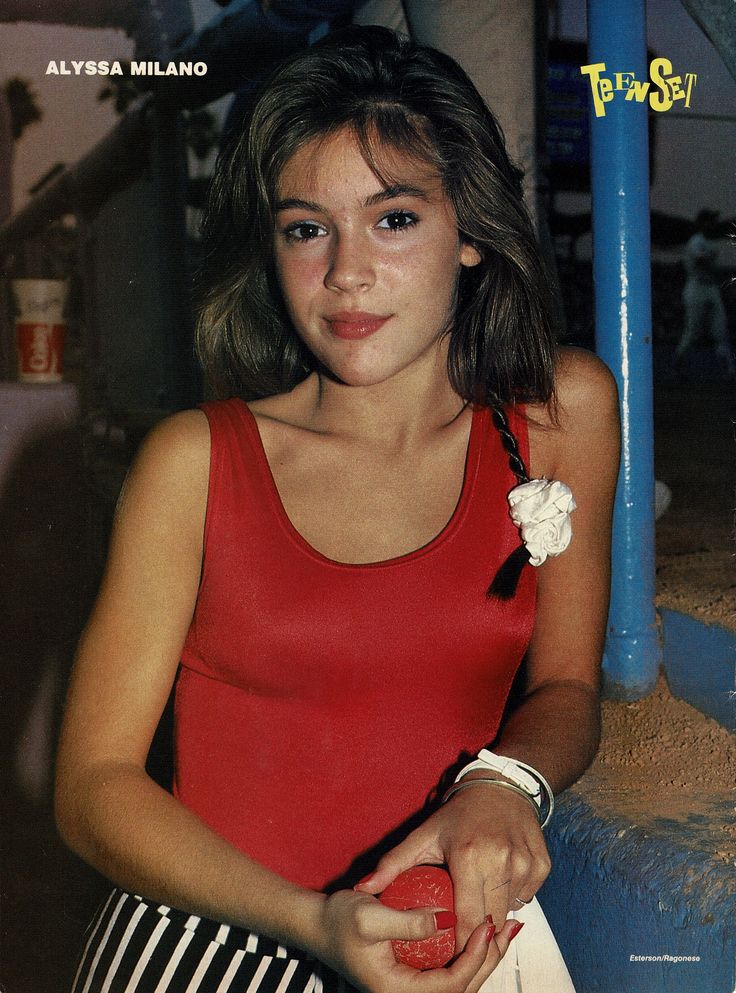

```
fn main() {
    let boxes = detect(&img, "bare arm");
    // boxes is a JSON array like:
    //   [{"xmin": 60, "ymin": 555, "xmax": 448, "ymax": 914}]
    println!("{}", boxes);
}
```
[
  {"xmin": 56, "ymin": 411, "xmax": 325, "ymax": 946},
  {"xmin": 493, "ymin": 346, "xmax": 620, "ymax": 789}
]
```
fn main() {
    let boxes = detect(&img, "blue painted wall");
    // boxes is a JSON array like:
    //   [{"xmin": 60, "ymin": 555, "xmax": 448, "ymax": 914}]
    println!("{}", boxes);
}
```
[
  {"xmin": 538, "ymin": 608, "xmax": 736, "ymax": 992},
  {"xmin": 540, "ymin": 792, "xmax": 736, "ymax": 993},
  {"xmin": 660, "ymin": 609, "xmax": 736, "ymax": 731}
]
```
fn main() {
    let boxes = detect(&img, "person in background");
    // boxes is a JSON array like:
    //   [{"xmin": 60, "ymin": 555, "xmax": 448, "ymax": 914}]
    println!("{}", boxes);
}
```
[{"xmin": 675, "ymin": 208, "xmax": 735, "ymax": 382}]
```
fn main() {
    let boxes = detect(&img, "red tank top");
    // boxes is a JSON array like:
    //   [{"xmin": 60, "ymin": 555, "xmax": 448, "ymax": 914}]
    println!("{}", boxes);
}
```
[{"xmin": 174, "ymin": 399, "xmax": 535, "ymax": 891}]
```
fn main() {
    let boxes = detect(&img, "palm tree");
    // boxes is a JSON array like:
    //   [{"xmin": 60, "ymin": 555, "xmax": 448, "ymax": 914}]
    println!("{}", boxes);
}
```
[
  {"xmin": 3, "ymin": 77, "xmax": 42, "ymax": 139},
  {"xmin": 97, "ymin": 68, "xmax": 140, "ymax": 115}
]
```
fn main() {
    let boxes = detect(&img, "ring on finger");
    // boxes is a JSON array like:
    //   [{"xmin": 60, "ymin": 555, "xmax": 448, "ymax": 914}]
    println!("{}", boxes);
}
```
[{"xmin": 511, "ymin": 896, "xmax": 532, "ymax": 908}]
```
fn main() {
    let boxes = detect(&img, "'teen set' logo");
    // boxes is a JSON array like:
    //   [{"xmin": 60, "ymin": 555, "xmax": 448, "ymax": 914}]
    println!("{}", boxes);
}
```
[{"xmin": 580, "ymin": 58, "xmax": 697, "ymax": 117}]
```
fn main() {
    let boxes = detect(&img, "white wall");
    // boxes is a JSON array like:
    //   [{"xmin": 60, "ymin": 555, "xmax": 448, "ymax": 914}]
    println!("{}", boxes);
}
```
[{"xmin": 0, "ymin": 21, "xmax": 134, "ymax": 214}]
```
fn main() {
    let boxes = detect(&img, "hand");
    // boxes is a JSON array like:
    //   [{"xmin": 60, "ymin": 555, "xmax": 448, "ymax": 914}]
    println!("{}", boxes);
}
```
[
  {"xmin": 314, "ymin": 887, "xmax": 514, "ymax": 993},
  {"xmin": 354, "ymin": 783, "xmax": 550, "ymax": 992}
]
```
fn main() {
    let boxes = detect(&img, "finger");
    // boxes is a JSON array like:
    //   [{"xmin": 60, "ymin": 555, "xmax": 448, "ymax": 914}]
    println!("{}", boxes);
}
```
[
  {"xmin": 402, "ymin": 921, "xmax": 496, "ymax": 993},
  {"xmin": 482, "ymin": 875, "xmax": 511, "ymax": 940},
  {"xmin": 461, "ymin": 917, "xmax": 525, "ymax": 993},
  {"xmin": 493, "ymin": 916, "xmax": 525, "ymax": 960},
  {"xmin": 491, "ymin": 841, "xmax": 550, "ymax": 921},
  {"xmin": 447, "ymin": 858, "xmax": 486, "ymax": 949},
  {"xmin": 353, "ymin": 901, "xmax": 456, "ymax": 945},
  {"xmin": 438, "ymin": 920, "xmax": 499, "ymax": 990},
  {"xmin": 353, "ymin": 842, "xmax": 440, "ymax": 895},
  {"xmin": 482, "ymin": 841, "xmax": 541, "ymax": 927}
]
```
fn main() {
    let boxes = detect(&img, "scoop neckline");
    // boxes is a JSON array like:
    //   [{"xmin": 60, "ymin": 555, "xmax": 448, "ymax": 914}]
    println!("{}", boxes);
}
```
[{"xmin": 239, "ymin": 400, "xmax": 486, "ymax": 570}]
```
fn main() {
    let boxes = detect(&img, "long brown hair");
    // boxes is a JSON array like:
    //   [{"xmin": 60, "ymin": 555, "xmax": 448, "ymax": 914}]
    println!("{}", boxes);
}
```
[{"xmin": 196, "ymin": 25, "xmax": 558, "ymax": 406}]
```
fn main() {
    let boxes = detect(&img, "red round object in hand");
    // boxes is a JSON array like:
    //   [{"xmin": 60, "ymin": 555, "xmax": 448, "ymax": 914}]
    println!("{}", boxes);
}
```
[{"xmin": 379, "ymin": 865, "xmax": 455, "ymax": 970}]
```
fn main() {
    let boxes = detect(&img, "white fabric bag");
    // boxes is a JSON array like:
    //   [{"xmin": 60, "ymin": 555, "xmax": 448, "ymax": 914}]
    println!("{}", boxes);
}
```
[{"xmin": 479, "ymin": 898, "xmax": 576, "ymax": 993}]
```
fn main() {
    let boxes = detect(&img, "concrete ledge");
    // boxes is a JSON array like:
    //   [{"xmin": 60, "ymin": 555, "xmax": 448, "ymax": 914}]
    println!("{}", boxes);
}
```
[
  {"xmin": 659, "ymin": 609, "xmax": 735, "ymax": 731},
  {"xmin": 539, "ymin": 791, "xmax": 736, "ymax": 993},
  {"xmin": 537, "ymin": 610, "xmax": 736, "ymax": 991}
]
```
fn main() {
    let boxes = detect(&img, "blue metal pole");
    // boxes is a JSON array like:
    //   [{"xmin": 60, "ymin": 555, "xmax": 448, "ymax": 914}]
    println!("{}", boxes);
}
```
[{"xmin": 586, "ymin": 0, "xmax": 661, "ymax": 699}]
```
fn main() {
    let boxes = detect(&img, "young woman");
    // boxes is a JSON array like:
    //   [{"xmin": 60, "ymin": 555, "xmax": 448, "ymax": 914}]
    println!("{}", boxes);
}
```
[{"xmin": 56, "ymin": 26, "xmax": 619, "ymax": 993}]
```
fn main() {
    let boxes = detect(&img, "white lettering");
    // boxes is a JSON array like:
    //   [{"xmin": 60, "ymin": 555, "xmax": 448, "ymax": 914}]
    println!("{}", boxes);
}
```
[
  {"xmin": 630, "ymin": 953, "xmax": 702, "ymax": 963},
  {"xmin": 129, "ymin": 60, "xmax": 208, "ymax": 77}
]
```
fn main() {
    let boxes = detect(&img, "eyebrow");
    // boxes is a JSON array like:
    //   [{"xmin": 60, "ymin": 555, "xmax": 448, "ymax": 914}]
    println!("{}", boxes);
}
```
[{"xmin": 274, "ymin": 184, "xmax": 432, "ymax": 214}]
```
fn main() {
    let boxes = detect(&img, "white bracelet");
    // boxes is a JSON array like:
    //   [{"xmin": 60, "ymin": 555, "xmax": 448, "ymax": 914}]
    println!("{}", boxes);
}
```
[
  {"xmin": 442, "ymin": 777, "xmax": 543, "ymax": 823},
  {"xmin": 454, "ymin": 749, "xmax": 541, "ymax": 797},
  {"xmin": 454, "ymin": 750, "xmax": 555, "ymax": 828}
]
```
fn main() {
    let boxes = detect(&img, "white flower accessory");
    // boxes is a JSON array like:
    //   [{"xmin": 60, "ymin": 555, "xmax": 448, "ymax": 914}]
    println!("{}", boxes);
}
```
[{"xmin": 507, "ymin": 478, "xmax": 577, "ymax": 567}]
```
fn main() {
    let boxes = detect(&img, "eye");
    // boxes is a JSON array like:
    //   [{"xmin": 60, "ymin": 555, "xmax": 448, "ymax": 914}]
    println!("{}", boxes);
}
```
[
  {"xmin": 376, "ymin": 210, "xmax": 418, "ymax": 232},
  {"xmin": 283, "ymin": 221, "xmax": 327, "ymax": 242}
]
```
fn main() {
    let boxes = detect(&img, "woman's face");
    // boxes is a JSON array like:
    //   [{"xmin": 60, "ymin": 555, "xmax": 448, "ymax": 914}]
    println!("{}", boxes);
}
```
[{"xmin": 272, "ymin": 128, "xmax": 480, "ymax": 390}]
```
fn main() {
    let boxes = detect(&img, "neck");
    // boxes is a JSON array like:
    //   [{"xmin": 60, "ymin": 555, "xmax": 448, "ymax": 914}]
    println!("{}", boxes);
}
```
[{"xmin": 300, "ymin": 353, "xmax": 467, "ymax": 448}]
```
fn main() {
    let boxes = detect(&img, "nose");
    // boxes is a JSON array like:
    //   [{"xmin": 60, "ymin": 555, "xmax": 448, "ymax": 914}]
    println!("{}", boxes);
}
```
[{"xmin": 324, "ymin": 231, "xmax": 375, "ymax": 293}]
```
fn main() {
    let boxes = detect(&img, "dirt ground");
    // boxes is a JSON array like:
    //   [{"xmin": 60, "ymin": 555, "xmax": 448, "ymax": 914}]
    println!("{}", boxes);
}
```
[{"xmin": 575, "ymin": 673, "xmax": 736, "ymax": 864}]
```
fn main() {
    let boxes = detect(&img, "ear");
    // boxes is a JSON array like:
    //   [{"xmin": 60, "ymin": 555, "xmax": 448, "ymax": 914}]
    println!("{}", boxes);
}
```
[{"xmin": 460, "ymin": 241, "xmax": 482, "ymax": 267}]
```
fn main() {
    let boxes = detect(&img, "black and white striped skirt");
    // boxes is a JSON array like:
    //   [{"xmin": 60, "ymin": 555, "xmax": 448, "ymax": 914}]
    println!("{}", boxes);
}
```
[{"xmin": 71, "ymin": 888, "xmax": 355, "ymax": 993}]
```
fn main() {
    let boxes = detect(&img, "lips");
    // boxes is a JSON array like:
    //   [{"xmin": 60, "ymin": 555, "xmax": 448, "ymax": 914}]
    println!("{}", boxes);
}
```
[{"xmin": 324, "ymin": 311, "xmax": 391, "ymax": 340}]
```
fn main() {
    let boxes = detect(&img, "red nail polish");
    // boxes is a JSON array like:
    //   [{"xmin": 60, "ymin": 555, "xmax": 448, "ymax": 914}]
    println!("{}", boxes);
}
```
[
  {"xmin": 486, "ymin": 923, "xmax": 496, "ymax": 942},
  {"xmin": 484, "ymin": 914, "xmax": 494, "ymax": 925},
  {"xmin": 508, "ymin": 921, "xmax": 525, "ymax": 941},
  {"xmin": 434, "ymin": 910, "xmax": 457, "ymax": 931},
  {"xmin": 353, "ymin": 872, "xmax": 375, "ymax": 890}
]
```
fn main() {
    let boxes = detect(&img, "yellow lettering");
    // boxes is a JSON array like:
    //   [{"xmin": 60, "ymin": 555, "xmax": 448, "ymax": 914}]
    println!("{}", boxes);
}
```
[
  {"xmin": 625, "ymin": 79, "xmax": 650, "ymax": 102},
  {"xmin": 614, "ymin": 72, "xmax": 635, "ymax": 91},
  {"xmin": 684, "ymin": 72, "xmax": 697, "ymax": 107},
  {"xmin": 649, "ymin": 57, "xmax": 673, "ymax": 112},
  {"xmin": 580, "ymin": 62, "xmax": 610, "ymax": 117},
  {"xmin": 669, "ymin": 75, "xmax": 685, "ymax": 100}
]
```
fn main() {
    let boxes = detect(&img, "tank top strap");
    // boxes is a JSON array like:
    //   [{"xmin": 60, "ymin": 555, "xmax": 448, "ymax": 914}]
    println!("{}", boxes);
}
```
[
  {"xmin": 200, "ymin": 397, "xmax": 280, "ymax": 491},
  {"xmin": 197, "ymin": 398, "xmax": 285, "ymax": 573}
]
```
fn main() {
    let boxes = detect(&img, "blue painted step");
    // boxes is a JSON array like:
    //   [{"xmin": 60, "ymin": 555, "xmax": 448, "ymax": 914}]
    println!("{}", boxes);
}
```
[
  {"xmin": 659, "ymin": 610, "xmax": 736, "ymax": 732},
  {"xmin": 540, "ymin": 790, "xmax": 735, "ymax": 993},
  {"xmin": 537, "ymin": 607, "xmax": 736, "ymax": 993}
]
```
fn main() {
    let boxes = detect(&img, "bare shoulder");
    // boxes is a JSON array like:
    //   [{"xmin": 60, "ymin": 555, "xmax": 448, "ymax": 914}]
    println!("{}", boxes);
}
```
[
  {"xmin": 116, "ymin": 409, "xmax": 210, "ymax": 528},
  {"xmin": 555, "ymin": 346, "xmax": 619, "ymax": 423},
  {"xmin": 136, "ymin": 408, "xmax": 210, "ymax": 462},
  {"xmin": 129, "ymin": 409, "xmax": 209, "ymax": 478},
  {"xmin": 528, "ymin": 347, "xmax": 619, "ymax": 478}
]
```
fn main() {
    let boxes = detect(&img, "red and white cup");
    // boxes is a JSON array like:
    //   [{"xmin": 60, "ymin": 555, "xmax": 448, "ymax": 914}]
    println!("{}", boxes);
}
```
[{"xmin": 12, "ymin": 279, "xmax": 68, "ymax": 383}]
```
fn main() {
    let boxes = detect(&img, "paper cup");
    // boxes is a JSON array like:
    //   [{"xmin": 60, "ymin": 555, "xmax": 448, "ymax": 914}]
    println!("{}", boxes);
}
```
[{"xmin": 12, "ymin": 279, "xmax": 68, "ymax": 383}]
